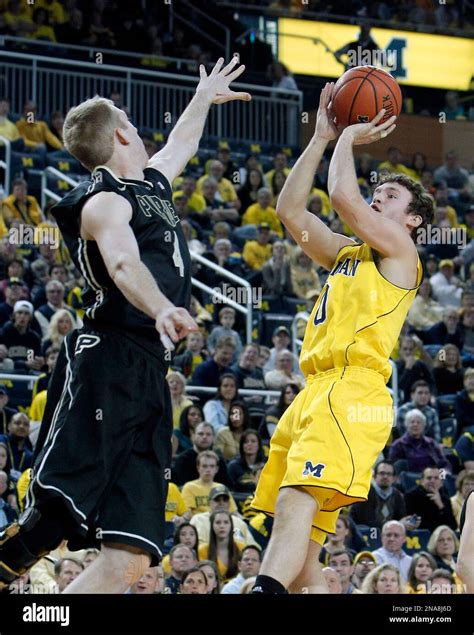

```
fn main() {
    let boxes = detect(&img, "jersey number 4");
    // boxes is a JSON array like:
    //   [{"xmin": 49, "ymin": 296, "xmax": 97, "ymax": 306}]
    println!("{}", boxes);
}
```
[
  {"xmin": 172, "ymin": 231, "xmax": 185, "ymax": 278},
  {"xmin": 313, "ymin": 284, "xmax": 330, "ymax": 326}
]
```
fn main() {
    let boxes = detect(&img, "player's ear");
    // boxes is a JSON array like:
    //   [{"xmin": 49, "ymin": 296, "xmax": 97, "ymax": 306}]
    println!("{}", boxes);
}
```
[
  {"xmin": 115, "ymin": 127, "xmax": 130, "ymax": 146},
  {"xmin": 408, "ymin": 213, "xmax": 423, "ymax": 230}
]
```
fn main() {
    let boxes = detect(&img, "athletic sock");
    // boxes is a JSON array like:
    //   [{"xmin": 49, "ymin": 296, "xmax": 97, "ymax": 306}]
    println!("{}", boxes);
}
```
[{"xmin": 251, "ymin": 574, "xmax": 287, "ymax": 594}]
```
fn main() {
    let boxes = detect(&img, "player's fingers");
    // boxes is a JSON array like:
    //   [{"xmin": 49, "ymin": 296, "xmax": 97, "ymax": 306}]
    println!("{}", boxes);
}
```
[
  {"xmin": 162, "ymin": 317, "xmax": 179, "ymax": 342},
  {"xmin": 175, "ymin": 309, "xmax": 199, "ymax": 331},
  {"xmin": 226, "ymin": 64, "xmax": 246, "ymax": 82},
  {"xmin": 199, "ymin": 64, "xmax": 207, "ymax": 80},
  {"xmin": 369, "ymin": 109, "xmax": 386, "ymax": 127},
  {"xmin": 210, "ymin": 57, "xmax": 225, "ymax": 76},
  {"xmin": 380, "ymin": 123, "xmax": 396, "ymax": 139},
  {"xmin": 222, "ymin": 55, "xmax": 240, "ymax": 74},
  {"xmin": 160, "ymin": 332, "xmax": 175, "ymax": 351},
  {"xmin": 215, "ymin": 92, "xmax": 251, "ymax": 104}
]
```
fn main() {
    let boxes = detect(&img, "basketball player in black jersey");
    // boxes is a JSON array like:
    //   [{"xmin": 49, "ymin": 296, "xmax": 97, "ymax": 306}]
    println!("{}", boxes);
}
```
[{"xmin": 0, "ymin": 57, "xmax": 250, "ymax": 593}]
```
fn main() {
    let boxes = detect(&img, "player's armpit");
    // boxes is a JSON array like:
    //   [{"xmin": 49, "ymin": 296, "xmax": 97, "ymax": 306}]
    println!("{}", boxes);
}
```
[
  {"xmin": 81, "ymin": 191, "xmax": 139, "ymax": 278},
  {"xmin": 280, "ymin": 207, "xmax": 355, "ymax": 271},
  {"xmin": 148, "ymin": 139, "xmax": 197, "ymax": 185}
]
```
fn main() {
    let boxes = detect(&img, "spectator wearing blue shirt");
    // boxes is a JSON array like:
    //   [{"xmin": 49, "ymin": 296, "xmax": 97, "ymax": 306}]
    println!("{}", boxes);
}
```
[{"xmin": 190, "ymin": 337, "xmax": 236, "ymax": 388}]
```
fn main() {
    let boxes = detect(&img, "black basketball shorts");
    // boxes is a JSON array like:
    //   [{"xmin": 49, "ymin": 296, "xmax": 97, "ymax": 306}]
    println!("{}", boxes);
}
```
[{"xmin": 27, "ymin": 325, "xmax": 172, "ymax": 565}]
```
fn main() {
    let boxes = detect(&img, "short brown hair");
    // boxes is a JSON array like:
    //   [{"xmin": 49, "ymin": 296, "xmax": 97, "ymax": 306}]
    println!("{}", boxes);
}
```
[
  {"xmin": 63, "ymin": 96, "xmax": 126, "ymax": 172},
  {"xmin": 376, "ymin": 173, "xmax": 434, "ymax": 241}
]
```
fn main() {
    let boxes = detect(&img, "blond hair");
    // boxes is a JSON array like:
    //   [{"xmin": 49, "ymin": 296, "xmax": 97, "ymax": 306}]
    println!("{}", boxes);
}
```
[
  {"xmin": 63, "ymin": 96, "xmax": 126, "ymax": 171},
  {"xmin": 360, "ymin": 563, "xmax": 402, "ymax": 594}
]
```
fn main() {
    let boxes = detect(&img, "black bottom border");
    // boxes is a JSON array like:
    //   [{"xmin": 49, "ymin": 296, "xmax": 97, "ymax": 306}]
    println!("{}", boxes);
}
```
[{"xmin": 1, "ymin": 594, "xmax": 472, "ymax": 634}]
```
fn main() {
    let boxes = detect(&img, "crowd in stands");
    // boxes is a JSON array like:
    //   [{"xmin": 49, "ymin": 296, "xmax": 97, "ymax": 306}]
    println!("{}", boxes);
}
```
[
  {"xmin": 0, "ymin": 129, "xmax": 473, "ymax": 593},
  {"xmin": 0, "ymin": 70, "xmax": 473, "ymax": 595}
]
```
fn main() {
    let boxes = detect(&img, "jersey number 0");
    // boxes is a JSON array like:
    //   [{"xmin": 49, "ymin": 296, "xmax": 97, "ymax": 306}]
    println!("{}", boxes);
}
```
[{"xmin": 314, "ymin": 284, "xmax": 330, "ymax": 326}]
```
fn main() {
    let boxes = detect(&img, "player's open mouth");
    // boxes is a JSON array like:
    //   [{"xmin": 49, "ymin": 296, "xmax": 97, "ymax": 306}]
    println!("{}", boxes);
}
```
[{"xmin": 370, "ymin": 203, "xmax": 381, "ymax": 212}]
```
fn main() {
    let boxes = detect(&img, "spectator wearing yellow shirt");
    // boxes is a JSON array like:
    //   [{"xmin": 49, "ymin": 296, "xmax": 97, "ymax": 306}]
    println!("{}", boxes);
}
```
[
  {"xmin": 29, "ymin": 7, "xmax": 56, "ymax": 42},
  {"xmin": 28, "ymin": 388, "xmax": 47, "ymax": 448},
  {"xmin": 265, "ymin": 151, "xmax": 291, "ymax": 197},
  {"xmin": 309, "ymin": 188, "xmax": 331, "ymax": 216},
  {"xmin": 181, "ymin": 450, "xmax": 238, "ymax": 515},
  {"xmin": 378, "ymin": 146, "xmax": 413, "ymax": 177},
  {"xmin": 197, "ymin": 510, "xmax": 244, "ymax": 583},
  {"xmin": 37, "ymin": 0, "xmax": 65, "ymax": 24},
  {"xmin": 167, "ymin": 370, "xmax": 193, "ymax": 430},
  {"xmin": 0, "ymin": 98, "xmax": 22, "ymax": 145},
  {"xmin": 242, "ymin": 223, "xmax": 272, "ymax": 271},
  {"xmin": 173, "ymin": 175, "xmax": 206, "ymax": 214},
  {"xmin": 16, "ymin": 101, "xmax": 63, "ymax": 152},
  {"xmin": 197, "ymin": 160, "xmax": 240, "ymax": 210},
  {"xmin": 2, "ymin": 179, "xmax": 42, "ymax": 227},
  {"xmin": 165, "ymin": 482, "xmax": 192, "ymax": 524},
  {"xmin": 4, "ymin": 0, "xmax": 34, "ymax": 36},
  {"xmin": 242, "ymin": 189, "xmax": 283, "ymax": 238}
]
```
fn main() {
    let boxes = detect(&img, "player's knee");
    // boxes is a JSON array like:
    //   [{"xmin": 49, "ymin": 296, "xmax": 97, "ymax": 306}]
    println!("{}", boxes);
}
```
[
  {"xmin": 101, "ymin": 543, "xmax": 151, "ymax": 586},
  {"xmin": 275, "ymin": 486, "xmax": 317, "ymax": 519}
]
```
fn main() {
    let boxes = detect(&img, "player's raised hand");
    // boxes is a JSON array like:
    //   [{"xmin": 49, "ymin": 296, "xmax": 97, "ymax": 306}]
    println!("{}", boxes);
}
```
[
  {"xmin": 343, "ymin": 109, "xmax": 397, "ymax": 146},
  {"xmin": 315, "ymin": 82, "xmax": 339, "ymax": 141},
  {"xmin": 155, "ymin": 306, "xmax": 198, "ymax": 351},
  {"xmin": 197, "ymin": 57, "xmax": 252, "ymax": 105}
]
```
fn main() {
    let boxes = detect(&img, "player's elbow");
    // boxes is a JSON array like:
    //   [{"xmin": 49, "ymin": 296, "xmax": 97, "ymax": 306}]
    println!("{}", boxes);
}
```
[{"xmin": 108, "ymin": 252, "xmax": 135, "ymax": 284}]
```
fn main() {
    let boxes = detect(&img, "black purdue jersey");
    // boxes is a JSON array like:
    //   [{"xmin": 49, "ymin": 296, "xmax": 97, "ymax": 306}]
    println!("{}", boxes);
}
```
[{"xmin": 51, "ymin": 165, "xmax": 191, "ymax": 348}]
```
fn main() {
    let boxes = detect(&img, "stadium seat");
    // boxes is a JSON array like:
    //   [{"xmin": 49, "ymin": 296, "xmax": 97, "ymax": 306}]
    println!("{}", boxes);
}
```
[
  {"xmin": 399, "ymin": 471, "xmax": 422, "ymax": 493},
  {"xmin": 0, "ymin": 376, "xmax": 36, "ymax": 412},
  {"xmin": 46, "ymin": 155, "xmax": 82, "ymax": 175},
  {"xmin": 259, "ymin": 314, "xmax": 294, "ymax": 347},
  {"xmin": 437, "ymin": 394, "xmax": 457, "ymax": 418},
  {"xmin": 405, "ymin": 529, "xmax": 431, "ymax": 555},
  {"xmin": 423, "ymin": 344, "xmax": 443, "ymax": 359},
  {"xmin": 282, "ymin": 296, "xmax": 308, "ymax": 316},
  {"xmin": 12, "ymin": 151, "xmax": 45, "ymax": 171},
  {"xmin": 356, "ymin": 524, "xmax": 382, "ymax": 550},
  {"xmin": 439, "ymin": 417, "xmax": 458, "ymax": 448},
  {"xmin": 441, "ymin": 472, "xmax": 456, "ymax": 497}
]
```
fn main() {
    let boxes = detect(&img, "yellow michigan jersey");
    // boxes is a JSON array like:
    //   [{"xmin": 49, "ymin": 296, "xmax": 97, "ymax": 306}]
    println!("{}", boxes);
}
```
[
  {"xmin": 300, "ymin": 242, "xmax": 422, "ymax": 382},
  {"xmin": 252, "ymin": 242, "xmax": 422, "ymax": 545}
]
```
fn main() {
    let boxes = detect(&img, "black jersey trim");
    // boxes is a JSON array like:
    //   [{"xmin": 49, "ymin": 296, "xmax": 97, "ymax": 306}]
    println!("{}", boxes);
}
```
[{"xmin": 93, "ymin": 165, "xmax": 154, "ymax": 189}]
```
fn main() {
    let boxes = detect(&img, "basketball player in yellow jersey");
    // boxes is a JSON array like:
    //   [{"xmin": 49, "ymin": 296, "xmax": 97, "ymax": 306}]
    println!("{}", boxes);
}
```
[{"xmin": 251, "ymin": 83, "xmax": 434, "ymax": 595}]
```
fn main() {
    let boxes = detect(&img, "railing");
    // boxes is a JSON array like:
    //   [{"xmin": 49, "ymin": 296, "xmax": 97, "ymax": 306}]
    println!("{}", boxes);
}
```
[
  {"xmin": 0, "ymin": 35, "xmax": 199, "ymax": 72},
  {"xmin": 185, "ymin": 386, "xmax": 280, "ymax": 400},
  {"xmin": 41, "ymin": 167, "xmax": 81, "ymax": 209},
  {"xmin": 0, "ymin": 49, "xmax": 302, "ymax": 147},
  {"xmin": 291, "ymin": 311, "xmax": 399, "ymax": 413},
  {"xmin": 190, "ymin": 251, "xmax": 253, "ymax": 344},
  {"xmin": 0, "ymin": 136, "xmax": 12, "ymax": 196}
]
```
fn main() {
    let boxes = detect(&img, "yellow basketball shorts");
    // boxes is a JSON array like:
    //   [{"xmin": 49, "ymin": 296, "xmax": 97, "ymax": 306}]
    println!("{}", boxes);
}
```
[{"xmin": 252, "ymin": 366, "xmax": 393, "ymax": 545}]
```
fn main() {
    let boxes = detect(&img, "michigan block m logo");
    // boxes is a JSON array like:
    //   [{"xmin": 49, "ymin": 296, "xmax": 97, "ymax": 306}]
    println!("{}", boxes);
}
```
[{"xmin": 302, "ymin": 461, "xmax": 326, "ymax": 478}]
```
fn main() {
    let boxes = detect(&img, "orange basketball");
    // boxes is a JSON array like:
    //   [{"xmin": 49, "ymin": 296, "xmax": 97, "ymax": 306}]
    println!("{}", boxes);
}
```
[{"xmin": 330, "ymin": 65, "xmax": 402, "ymax": 128}]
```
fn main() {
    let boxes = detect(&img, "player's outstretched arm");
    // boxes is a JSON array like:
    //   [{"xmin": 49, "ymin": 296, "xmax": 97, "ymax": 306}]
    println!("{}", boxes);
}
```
[
  {"xmin": 148, "ymin": 57, "xmax": 251, "ymax": 184},
  {"xmin": 328, "ymin": 110, "xmax": 412, "ymax": 258},
  {"xmin": 276, "ymin": 82, "xmax": 354, "ymax": 271},
  {"xmin": 81, "ymin": 192, "xmax": 197, "ymax": 348}
]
